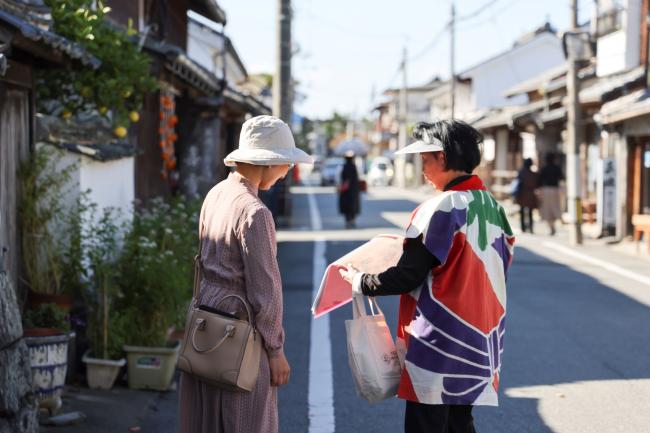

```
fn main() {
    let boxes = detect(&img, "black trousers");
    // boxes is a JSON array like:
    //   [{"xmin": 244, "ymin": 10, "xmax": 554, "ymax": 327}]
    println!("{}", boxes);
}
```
[
  {"xmin": 405, "ymin": 401, "xmax": 476, "ymax": 433},
  {"xmin": 519, "ymin": 206, "xmax": 533, "ymax": 233}
]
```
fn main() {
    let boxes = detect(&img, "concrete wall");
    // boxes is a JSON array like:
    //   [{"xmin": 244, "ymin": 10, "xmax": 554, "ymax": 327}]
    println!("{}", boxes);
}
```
[{"xmin": 463, "ymin": 32, "xmax": 565, "ymax": 109}]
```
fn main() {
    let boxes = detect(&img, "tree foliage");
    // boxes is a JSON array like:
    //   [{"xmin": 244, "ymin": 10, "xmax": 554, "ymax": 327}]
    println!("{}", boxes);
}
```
[{"xmin": 36, "ymin": 0, "xmax": 157, "ymax": 129}]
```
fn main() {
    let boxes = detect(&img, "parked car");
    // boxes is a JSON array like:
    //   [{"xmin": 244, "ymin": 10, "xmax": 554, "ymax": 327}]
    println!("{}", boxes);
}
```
[
  {"xmin": 320, "ymin": 157, "xmax": 344, "ymax": 186},
  {"xmin": 367, "ymin": 157, "xmax": 394, "ymax": 186},
  {"xmin": 311, "ymin": 155, "xmax": 324, "ymax": 172}
]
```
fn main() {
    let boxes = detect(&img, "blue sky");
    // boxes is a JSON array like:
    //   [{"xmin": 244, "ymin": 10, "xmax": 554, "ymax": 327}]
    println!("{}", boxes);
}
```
[{"xmin": 218, "ymin": 0, "xmax": 595, "ymax": 119}]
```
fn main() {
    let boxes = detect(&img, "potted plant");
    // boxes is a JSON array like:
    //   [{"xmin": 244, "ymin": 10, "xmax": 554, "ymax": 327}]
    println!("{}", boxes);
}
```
[
  {"xmin": 18, "ymin": 145, "xmax": 77, "ymax": 311},
  {"xmin": 118, "ymin": 198, "xmax": 198, "ymax": 391},
  {"xmin": 81, "ymin": 207, "xmax": 127, "ymax": 389},
  {"xmin": 18, "ymin": 145, "xmax": 82, "ymax": 412},
  {"xmin": 22, "ymin": 303, "xmax": 73, "ymax": 414}
]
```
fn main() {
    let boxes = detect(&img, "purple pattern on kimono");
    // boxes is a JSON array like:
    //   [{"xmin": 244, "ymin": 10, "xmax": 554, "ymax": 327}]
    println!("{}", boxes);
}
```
[{"xmin": 421, "ymin": 207, "xmax": 467, "ymax": 264}]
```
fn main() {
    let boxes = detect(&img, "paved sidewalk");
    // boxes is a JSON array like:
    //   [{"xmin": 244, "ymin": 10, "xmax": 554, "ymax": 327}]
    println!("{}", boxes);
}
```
[{"xmin": 40, "ymin": 380, "xmax": 178, "ymax": 433}]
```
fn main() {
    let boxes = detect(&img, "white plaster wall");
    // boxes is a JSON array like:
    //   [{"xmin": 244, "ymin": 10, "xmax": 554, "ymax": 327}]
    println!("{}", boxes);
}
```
[
  {"xmin": 463, "ymin": 33, "xmax": 565, "ymax": 109},
  {"xmin": 429, "ymin": 83, "xmax": 473, "ymax": 120},
  {"xmin": 79, "ymin": 157, "xmax": 134, "ymax": 219},
  {"xmin": 188, "ymin": 20, "xmax": 247, "ymax": 85},
  {"xmin": 188, "ymin": 21, "xmax": 224, "ymax": 76},
  {"xmin": 625, "ymin": 0, "xmax": 641, "ymax": 71},
  {"xmin": 597, "ymin": 30, "xmax": 627, "ymax": 76},
  {"xmin": 596, "ymin": 0, "xmax": 641, "ymax": 76}
]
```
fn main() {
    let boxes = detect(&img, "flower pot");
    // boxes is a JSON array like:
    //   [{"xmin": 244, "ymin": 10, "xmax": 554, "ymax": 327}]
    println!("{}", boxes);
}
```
[
  {"xmin": 23, "ymin": 329, "xmax": 73, "ymax": 413},
  {"xmin": 123, "ymin": 341, "xmax": 180, "ymax": 391},
  {"xmin": 82, "ymin": 351, "xmax": 126, "ymax": 390}
]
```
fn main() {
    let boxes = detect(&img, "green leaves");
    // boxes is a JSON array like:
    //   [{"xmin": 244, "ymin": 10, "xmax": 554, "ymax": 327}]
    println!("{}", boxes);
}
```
[
  {"xmin": 115, "ymin": 198, "xmax": 200, "ymax": 346},
  {"xmin": 38, "ymin": 0, "xmax": 157, "ymax": 130}
]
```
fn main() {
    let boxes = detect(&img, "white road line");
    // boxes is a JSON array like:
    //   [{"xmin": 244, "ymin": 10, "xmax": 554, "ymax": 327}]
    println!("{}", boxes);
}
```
[
  {"xmin": 542, "ymin": 241, "xmax": 650, "ymax": 287},
  {"xmin": 307, "ymin": 186, "xmax": 335, "ymax": 433}
]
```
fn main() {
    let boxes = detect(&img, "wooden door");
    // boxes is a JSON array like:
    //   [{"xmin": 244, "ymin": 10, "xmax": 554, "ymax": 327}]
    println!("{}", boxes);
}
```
[{"xmin": 0, "ymin": 83, "xmax": 31, "ymax": 292}]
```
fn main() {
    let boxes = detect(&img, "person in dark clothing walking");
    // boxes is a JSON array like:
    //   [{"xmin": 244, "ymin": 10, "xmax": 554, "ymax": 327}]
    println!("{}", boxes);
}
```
[
  {"xmin": 338, "ymin": 151, "xmax": 361, "ymax": 228},
  {"xmin": 339, "ymin": 121, "xmax": 515, "ymax": 433},
  {"xmin": 538, "ymin": 152, "xmax": 564, "ymax": 235},
  {"xmin": 515, "ymin": 158, "xmax": 539, "ymax": 233}
]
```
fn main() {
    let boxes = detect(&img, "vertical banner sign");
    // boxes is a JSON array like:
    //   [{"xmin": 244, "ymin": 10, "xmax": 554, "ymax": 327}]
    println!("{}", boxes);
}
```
[{"xmin": 597, "ymin": 158, "xmax": 616, "ymax": 234}]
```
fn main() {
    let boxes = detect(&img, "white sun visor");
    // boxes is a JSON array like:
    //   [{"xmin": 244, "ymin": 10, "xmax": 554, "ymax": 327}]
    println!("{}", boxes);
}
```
[{"xmin": 394, "ymin": 138, "xmax": 445, "ymax": 155}]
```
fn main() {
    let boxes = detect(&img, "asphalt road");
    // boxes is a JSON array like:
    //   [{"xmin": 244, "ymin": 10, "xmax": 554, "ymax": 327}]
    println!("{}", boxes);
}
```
[{"xmin": 276, "ymin": 183, "xmax": 650, "ymax": 433}]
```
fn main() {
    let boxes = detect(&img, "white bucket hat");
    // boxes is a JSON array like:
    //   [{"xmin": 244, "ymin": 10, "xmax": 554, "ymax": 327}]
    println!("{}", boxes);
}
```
[{"xmin": 224, "ymin": 115, "xmax": 313, "ymax": 167}]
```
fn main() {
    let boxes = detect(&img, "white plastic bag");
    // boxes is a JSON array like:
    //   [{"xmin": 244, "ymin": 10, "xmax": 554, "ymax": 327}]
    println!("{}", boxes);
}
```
[{"xmin": 345, "ymin": 295, "xmax": 402, "ymax": 403}]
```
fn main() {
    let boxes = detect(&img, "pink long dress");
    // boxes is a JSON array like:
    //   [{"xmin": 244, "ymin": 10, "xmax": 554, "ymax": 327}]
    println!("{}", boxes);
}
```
[{"xmin": 178, "ymin": 171, "xmax": 285, "ymax": 433}]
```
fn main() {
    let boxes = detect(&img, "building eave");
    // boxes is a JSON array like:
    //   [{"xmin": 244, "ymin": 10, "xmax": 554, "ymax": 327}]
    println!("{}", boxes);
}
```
[{"xmin": 0, "ymin": 9, "xmax": 100, "ymax": 68}]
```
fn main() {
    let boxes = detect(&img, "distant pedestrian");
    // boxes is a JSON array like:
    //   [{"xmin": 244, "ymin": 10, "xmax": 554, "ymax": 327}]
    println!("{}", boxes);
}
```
[
  {"xmin": 339, "ymin": 150, "xmax": 361, "ymax": 228},
  {"xmin": 515, "ymin": 158, "xmax": 539, "ymax": 233},
  {"xmin": 339, "ymin": 120, "xmax": 515, "ymax": 433},
  {"xmin": 538, "ymin": 152, "xmax": 564, "ymax": 235},
  {"xmin": 178, "ymin": 116, "xmax": 312, "ymax": 433}
]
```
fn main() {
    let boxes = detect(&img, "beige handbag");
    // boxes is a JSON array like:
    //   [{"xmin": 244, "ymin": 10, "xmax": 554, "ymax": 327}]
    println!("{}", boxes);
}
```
[{"xmin": 177, "ymin": 223, "xmax": 262, "ymax": 392}]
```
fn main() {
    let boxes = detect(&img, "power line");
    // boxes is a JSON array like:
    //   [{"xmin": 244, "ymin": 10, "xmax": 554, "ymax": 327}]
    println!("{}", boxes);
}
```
[
  {"xmin": 408, "ymin": 22, "xmax": 450, "ymax": 62},
  {"xmin": 296, "ymin": 8, "xmax": 407, "ymax": 40},
  {"xmin": 457, "ymin": 0, "xmax": 504, "ymax": 22},
  {"xmin": 458, "ymin": 0, "xmax": 520, "ymax": 30}
]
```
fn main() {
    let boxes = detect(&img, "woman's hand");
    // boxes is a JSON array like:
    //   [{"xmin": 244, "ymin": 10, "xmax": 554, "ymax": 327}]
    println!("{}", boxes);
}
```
[
  {"xmin": 269, "ymin": 352, "xmax": 291, "ymax": 386},
  {"xmin": 338, "ymin": 263, "xmax": 360, "ymax": 284}
]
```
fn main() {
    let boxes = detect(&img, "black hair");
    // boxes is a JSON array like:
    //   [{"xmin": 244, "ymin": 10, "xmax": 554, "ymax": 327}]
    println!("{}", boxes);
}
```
[
  {"xmin": 412, "ymin": 120, "xmax": 483, "ymax": 173},
  {"xmin": 524, "ymin": 158, "xmax": 534, "ymax": 168}
]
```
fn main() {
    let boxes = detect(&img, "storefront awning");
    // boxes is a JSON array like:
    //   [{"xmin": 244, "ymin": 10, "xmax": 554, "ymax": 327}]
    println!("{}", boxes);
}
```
[
  {"xmin": 579, "ymin": 66, "xmax": 645, "ymax": 104},
  {"xmin": 598, "ymin": 89, "xmax": 650, "ymax": 125},
  {"xmin": 223, "ymin": 85, "xmax": 270, "ymax": 115},
  {"xmin": 472, "ymin": 107, "xmax": 519, "ymax": 130}
]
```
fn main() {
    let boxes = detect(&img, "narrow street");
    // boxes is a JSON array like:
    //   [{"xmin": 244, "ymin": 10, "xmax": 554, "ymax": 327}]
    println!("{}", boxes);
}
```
[
  {"xmin": 41, "ymin": 182, "xmax": 650, "ymax": 433},
  {"xmin": 274, "ymin": 181, "xmax": 650, "ymax": 433}
]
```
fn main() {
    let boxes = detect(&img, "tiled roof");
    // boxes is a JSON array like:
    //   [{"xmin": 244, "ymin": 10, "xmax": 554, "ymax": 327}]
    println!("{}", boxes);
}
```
[{"xmin": 0, "ymin": 9, "xmax": 100, "ymax": 68}]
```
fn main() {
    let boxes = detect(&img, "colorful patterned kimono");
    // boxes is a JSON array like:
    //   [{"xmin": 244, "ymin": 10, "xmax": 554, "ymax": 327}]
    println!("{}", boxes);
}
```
[{"xmin": 395, "ymin": 175, "xmax": 515, "ymax": 406}]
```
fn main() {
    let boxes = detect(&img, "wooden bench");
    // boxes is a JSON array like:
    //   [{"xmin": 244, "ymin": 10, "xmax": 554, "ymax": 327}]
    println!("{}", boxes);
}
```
[{"xmin": 632, "ymin": 214, "xmax": 650, "ymax": 254}]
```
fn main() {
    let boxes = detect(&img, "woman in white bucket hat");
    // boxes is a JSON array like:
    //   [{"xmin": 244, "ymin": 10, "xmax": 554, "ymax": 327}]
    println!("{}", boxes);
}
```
[{"xmin": 179, "ymin": 115, "xmax": 312, "ymax": 433}]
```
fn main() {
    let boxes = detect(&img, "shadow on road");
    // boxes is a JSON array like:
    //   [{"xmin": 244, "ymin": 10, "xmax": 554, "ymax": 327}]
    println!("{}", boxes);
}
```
[
  {"xmin": 475, "ymin": 246, "xmax": 650, "ymax": 433},
  {"xmin": 278, "ymin": 188, "xmax": 650, "ymax": 432}
]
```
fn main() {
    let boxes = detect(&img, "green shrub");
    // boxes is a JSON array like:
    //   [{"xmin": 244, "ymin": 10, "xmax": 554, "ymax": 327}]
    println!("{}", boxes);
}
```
[
  {"xmin": 116, "ymin": 197, "xmax": 200, "ymax": 346},
  {"xmin": 23, "ymin": 303, "xmax": 70, "ymax": 332}
]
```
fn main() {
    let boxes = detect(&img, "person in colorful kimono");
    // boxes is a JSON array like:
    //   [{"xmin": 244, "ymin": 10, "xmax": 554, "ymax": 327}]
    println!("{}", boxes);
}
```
[{"xmin": 340, "ymin": 120, "xmax": 515, "ymax": 433}]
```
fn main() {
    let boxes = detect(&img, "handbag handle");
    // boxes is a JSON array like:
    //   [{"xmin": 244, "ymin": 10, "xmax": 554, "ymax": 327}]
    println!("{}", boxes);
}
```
[
  {"xmin": 352, "ymin": 294, "xmax": 384, "ymax": 320},
  {"xmin": 191, "ymin": 319, "xmax": 236, "ymax": 353},
  {"xmin": 192, "ymin": 216, "xmax": 206, "ymax": 301},
  {"xmin": 214, "ymin": 294, "xmax": 255, "ymax": 328}
]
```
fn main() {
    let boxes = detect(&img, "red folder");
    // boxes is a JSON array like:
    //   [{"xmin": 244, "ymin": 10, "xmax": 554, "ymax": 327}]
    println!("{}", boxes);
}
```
[{"xmin": 311, "ymin": 234, "xmax": 404, "ymax": 318}]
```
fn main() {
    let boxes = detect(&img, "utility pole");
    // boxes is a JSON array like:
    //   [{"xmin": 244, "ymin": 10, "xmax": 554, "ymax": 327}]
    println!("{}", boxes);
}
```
[
  {"xmin": 397, "ymin": 46, "xmax": 408, "ymax": 187},
  {"xmin": 566, "ymin": 0, "xmax": 584, "ymax": 245},
  {"xmin": 273, "ymin": 0, "xmax": 292, "ymax": 225},
  {"xmin": 450, "ymin": 1, "xmax": 456, "ymax": 120},
  {"xmin": 273, "ymin": 0, "xmax": 292, "ymax": 122}
]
